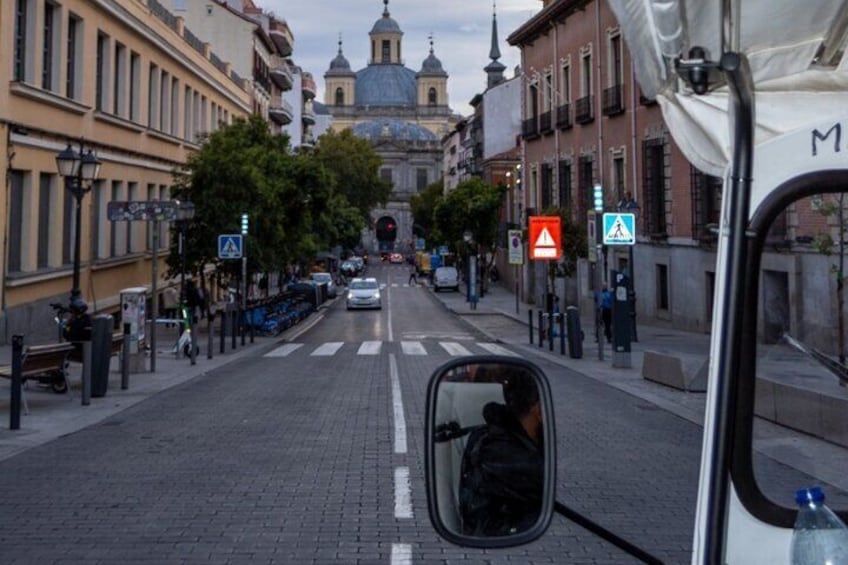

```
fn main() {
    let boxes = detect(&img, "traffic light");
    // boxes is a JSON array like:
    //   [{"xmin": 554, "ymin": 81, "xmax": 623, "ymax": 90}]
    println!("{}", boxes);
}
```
[
  {"xmin": 593, "ymin": 184, "xmax": 604, "ymax": 212},
  {"xmin": 241, "ymin": 213, "xmax": 249, "ymax": 235}
]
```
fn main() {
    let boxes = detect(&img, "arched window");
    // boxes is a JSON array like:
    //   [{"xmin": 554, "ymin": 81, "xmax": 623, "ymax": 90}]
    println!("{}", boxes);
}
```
[
  {"xmin": 428, "ymin": 87, "xmax": 437, "ymax": 106},
  {"xmin": 334, "ymin": 87, "xmax": 344, "ymax": 106}
]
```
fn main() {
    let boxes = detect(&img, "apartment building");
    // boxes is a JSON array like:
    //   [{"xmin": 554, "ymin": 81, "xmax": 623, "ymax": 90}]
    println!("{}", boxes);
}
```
[
  {"xmin": 508, "ymin": 0, "xmax": 722, "ymax": 332},
  {"xmin": 1, "ymin": 0, "xmax": 252, "ymax": 343}
]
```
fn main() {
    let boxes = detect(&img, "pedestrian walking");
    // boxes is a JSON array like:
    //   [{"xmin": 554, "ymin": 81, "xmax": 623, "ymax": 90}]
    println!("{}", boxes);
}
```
[
  {"xmin": 600, "ymin": 287, "xmax": 613, "ymax": 342},
  {"xmin": 408, "ymin": 263, "xmax": 418, "ymax": 286}
]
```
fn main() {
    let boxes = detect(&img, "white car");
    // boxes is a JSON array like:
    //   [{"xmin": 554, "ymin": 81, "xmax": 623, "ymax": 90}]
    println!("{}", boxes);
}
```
[
  {"xmin": 309, "ymin": 272, "xmax": 337, "ymax": 298},
  {"xmin": 432, "ymin": 266, "xmax": 460, "ymax": 292},
  {"xmin": 346, "ymin": 278, "xmax": 381, "ymax": 310}
]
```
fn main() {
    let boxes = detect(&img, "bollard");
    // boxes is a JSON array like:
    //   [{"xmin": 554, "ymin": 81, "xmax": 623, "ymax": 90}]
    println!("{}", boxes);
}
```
[
  {"xmin": 528, "ymin": 309, "xmax": 534, "ymax": 344},
  {"xmin": 121, "ymin": 323, "xmax": 130, "ymax": 390},
  {"xmin": 231, "ymin": 309, "xmax": 237, "ymax": 350},
  {"xmin": 10, "ymin": 335, "xmax": 23, "ymax": 430},
  {"xmin": 240, "ymin": 307, "xmax": 246, "ymax": 346},
  {"xmin": 538, "ymin": 310, "xmax": 544, "ymax": 348},
  {"xmin": 190, "ymin": 326, "xmax": 197, "ymax": 365},
  {"xmin": 207, "ymin": 314, "xmax": 214, "ymax": 359},
  {"xmin": 548, "ymin": 313, "xmax": 554, "ymax": 352},
  {"xmin": 560, "ymin": 314, "xmax": 566, "ymax": 355},
  {"xmin": 220, "ymin": 310, "xmax": 226, "ymax": 354},
  {"xmin": 81, "ymin": 341, "xmax": 92, "ymax": 406},
  {"xmin": 250, "ymin": 316, "xmax": 255, "ymax": 344}
]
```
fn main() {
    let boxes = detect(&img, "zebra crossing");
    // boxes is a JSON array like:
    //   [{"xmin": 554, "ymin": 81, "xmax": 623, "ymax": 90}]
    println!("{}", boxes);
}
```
[{"xmin": 263, "ymin": 340, "xmax": 519, "ymax": 358}]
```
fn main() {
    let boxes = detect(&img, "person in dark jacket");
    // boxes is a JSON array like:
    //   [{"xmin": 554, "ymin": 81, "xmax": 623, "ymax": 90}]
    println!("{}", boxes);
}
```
[{"xmin": 458, "ymin": 370, "xmax": 544, "ymax": 536}]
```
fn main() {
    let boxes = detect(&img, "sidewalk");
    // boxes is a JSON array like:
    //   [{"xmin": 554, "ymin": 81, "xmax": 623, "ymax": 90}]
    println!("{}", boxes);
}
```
[{"xmin": 427, "ymin": 279, "xmax": 848, "ymax": 492}]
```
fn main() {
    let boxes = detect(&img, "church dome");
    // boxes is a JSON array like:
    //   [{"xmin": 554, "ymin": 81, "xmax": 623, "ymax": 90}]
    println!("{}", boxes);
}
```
[
  {"xmin": 355, "ymin": 65, "xmax": 417, "ymax": 106},
  {"xmin": 371, "ymin": 14, "xmax": 401, "ymax": 35},
  {"xmin": 326, "ymin": 40, "xmax": 355, "ymax": 77},
  {"xmin": 352, "ymin": 119, "xmax": 437, "ymax": 142},
  {"xmin": 419, "ymin": 52, "xmax": 447, "ymax": 76}
]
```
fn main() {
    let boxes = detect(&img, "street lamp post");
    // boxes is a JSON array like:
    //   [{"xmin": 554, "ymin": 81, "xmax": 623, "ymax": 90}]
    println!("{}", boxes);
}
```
[
  {"xmin": 617, "ymin": 193, "xmax": 640, "ymax": 342},
  {"xmin": 176, "ymin": 201, "xmax": 196, "ymax": 326},
  {"xmin": 55, "ymin": 144, "xmax": 102, "ymax": 306}
]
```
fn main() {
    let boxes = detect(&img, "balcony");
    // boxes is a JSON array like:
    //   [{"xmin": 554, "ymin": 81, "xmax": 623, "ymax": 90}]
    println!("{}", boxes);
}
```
[
  {"xmin": 521, "ymin": 117, "xmax": 539, "ymax": 140},
  {"xmin": 302, "ymin": 103, "xmax": 316, "ymax": 125},
  {"xmin": 268, "ymin": 20, "xmax": 293, "ymax": 57},
  {"xmin": 602, "ymin": 84, "xmax": 624, "ymax": 116},
  {"xmin": 575, "ymin": 95, "xmax": 593, "ymax": 124},
  {"xmin": 269, "ymin": 98, "xmax": 294, "ymax": 125},
  {"xmin": 270, "ymin": 56, "xmax": 293, "ymax": 90},
  {"xmin": 302, "ymin": 72, "xmax": 316, "ymax": 100},
  {"xmin": 539, "ymin": 111, "xmax": 552, "ymax": 134},
  {"xmin": 556, "ymin": 103, "xmax": 572, "ymax": 129}
]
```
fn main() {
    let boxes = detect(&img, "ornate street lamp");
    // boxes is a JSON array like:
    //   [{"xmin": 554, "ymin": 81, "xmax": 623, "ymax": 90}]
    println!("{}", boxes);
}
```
[{"xmin": 55, "ymin": 144, "xmax": 102, "ymax": 306}]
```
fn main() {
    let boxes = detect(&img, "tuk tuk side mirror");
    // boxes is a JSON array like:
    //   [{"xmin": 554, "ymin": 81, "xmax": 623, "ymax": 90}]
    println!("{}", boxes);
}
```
[{"xmin": 424, "ymin": 356, "xmax": 557, "ymax": 548}]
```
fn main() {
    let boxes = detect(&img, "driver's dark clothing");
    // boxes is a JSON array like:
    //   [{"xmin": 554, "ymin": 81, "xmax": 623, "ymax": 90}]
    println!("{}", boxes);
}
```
[{"xmin": 458, "ymin": 402, "xmax": 543, "ymax": 536}]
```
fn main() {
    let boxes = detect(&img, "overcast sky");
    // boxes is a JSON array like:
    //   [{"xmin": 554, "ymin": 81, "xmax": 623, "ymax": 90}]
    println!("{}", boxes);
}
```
[{"xmin": 257, "ymin": 0, "xmax": 540, "ymax": 116}]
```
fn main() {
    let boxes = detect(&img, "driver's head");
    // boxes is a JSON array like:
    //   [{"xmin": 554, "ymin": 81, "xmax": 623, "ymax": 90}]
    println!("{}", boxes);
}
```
[{"xmin": 502, "ymin": 369, "xmax": 539, "ymax": 419}]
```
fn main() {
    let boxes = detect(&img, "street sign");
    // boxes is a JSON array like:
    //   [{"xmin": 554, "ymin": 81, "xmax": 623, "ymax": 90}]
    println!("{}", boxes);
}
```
[
  {"xmin": 218, "ymin": 234, "xmax": 243, "ymax": 259},
  {"xmin": 107, "ymin": 200, "xmax": 179, "ymax": 221},
  {"xmin": 416, "ymin": 238, "xmax": 426, "ymax": 251},
  {"xmin": 438, "ymin": 245, "xmax": 449, "ymax": 255},
  {"xmin": 528, "ymin": 216, "xmax": 562, "ymax": 260},
  {"xmin": 602, "ymin": 213, "xmax": 636, "ymax": 245},
  {"xmin": 508, "ymin": 229, "xmax": 523, "ymax": 265}
]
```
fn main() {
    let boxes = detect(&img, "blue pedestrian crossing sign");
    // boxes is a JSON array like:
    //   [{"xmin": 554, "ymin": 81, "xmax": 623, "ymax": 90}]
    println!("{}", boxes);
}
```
[
  {"xmin": 602, "ymin": 213, "xmax": 636, "ymax": 245},
  {"xmin": 218, "ymin": 234, "xmax": 243, "ymax": 259}
]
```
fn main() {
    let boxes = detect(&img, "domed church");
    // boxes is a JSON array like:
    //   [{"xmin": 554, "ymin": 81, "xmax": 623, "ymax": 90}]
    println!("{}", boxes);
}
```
[{"xmin": 324, "ymin": 0, "xmax": 460, "ymax": 255}]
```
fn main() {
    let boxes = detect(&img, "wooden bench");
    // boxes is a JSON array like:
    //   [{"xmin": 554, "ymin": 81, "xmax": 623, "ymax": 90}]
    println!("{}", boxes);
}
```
[{"xmin": 0, "ymin": 342, "xmax": 74, "ymax": 414}]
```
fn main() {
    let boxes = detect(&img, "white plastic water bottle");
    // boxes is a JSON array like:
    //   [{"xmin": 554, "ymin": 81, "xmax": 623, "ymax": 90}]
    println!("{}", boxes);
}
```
[{"xmin": 791, "ymin": 486, "xmax": 848, "ymax": 565}]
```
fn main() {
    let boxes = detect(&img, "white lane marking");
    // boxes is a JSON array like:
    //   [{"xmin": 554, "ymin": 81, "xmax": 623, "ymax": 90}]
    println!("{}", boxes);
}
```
[
  {"xmin": 394, "ymin": 466, "xmax": 413, "ymax": 519},
  {"xmin": 476, "ymin": 342, "xmax": 520, "ymax": 357},
  {"xmin": 310, "ymin": 342, "xmax": 344, "ymax": 356},
  {"xmin": 391, "ymin": 543, "xmax": 412, "ymax": 565},
  {"xmin": 400, "ymin": 341, "xmax": 426, "ymax": 356},
  {"xmin": 263, "ymin": 343, "xmax": 303, "ymax": 357},
  {"xmin": 387, "ymin": 279, "xmax": 394, "ymax": 343},
  {"xmin": 391, "ymin": 283, "xmax": 399, "ymax": 287},
  {"xmin": 358, "ymin": 341, "xmax": 382, "ymax": 355},
  {"xmin": 390, "ymin": 354, "xmax": 407, "ymax": 454},
  {"xmin": 439, "ymin": 341, "xmax": 473, "ymax": 356}
]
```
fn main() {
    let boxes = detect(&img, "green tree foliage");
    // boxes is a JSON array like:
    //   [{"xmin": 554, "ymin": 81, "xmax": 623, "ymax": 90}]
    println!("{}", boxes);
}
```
[
  {"xmin": 311, "ymin": 128, "xmax": 392, "ymax": 224},
  {"xmin": 812, "ymin": 193, "xmax": 847, "ymax": 363},
  {"xmin": 434, "ymin": 177, "xmax": 505, "ymax": 253},
  {"xmin": 410, "ymin": 180, "xmax": 444, "ymax": 245}
]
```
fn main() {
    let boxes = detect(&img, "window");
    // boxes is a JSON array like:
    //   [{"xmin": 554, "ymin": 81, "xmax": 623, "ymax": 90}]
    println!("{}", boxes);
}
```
[
  {"xmin": 603, "ymin": 33, "xmax": 624, "ymax": 115},
  {"xmin": 171, "ymin": 78, "xmax": 180, "ymax": 135},
  {"xmin": 656, "ymin": 263, "xmax": 669, "ymax": 310},
  {"xmin": 66, "ymin": 14, "xmax": 80, "ymax": 99},
  {"xmin": 96, "ymin": 32, "xmax": 110, "ymax": 111},
  {"xmin": 129, "ymin": 52, "xmax": 140, "ymax": 121},
  {"xmin": 381, "ymin": 168, "xmax": 393, "ymax": 184},
  {"xmin": 691, "ymin": 165, "xmax": 722, "ymax": 240},
  {"xmin": 560, "ymin": 62, "xmax": 571, "ymax": 103},
  {"xmin": 643, "ymin": 138, "xmax": 668, "ymax": 235},
  {"xmin": 38, "ymin": 173, "xmax": 52, "ymax": 269},
  {"xmin": 544, "ymin": 72, "xmax": 553, "ymax": 112},
  {"xmin": 558, "ymin": 160, "xmax": 572, "ymax": 209},
  {"xmin": 381, "ymin": 40, "xmax": 390, "ymax": 62},
  {"xmin": 14, "ymin": 0, "xmax": 29, "ymax": 82},
  {"xmin": 184, "ymin": 85, "xmax": 192, "ymax": 140},
  {"xmin": 114, "ymin": 42, "xmax": 126, "ymax": 116},
  {"xmin": 428, "ymin": 87, "xmax": 437, "ymax": 106},
  {"xmin": 159, "ymin": 71, "xmax": 169, "ymax": 131},
  {"xmin": 148, "ymin": 64, "xmax": 159, "ymax": 128},
  {"xmin": 193, "ymin": 91, "xmax": 200, "ymax": 139},
  {"xmin": 42, "ymin": 2, "xmax": 56, "ymax": 90},
  {"xmin": 581, "ymin": 51, "xmax": 592, "ymax": 97},
  {"xmin": 146, "ymin": 183, "xmax": 156, "ymax": 251},
  {"xmin": 110, "ymin": 181, "xmax": 121, "ymax": 257},
  {"xmin": 612, "ymin": 155, "xmax": 626, "ymax": 202},
  {"xmin": 201, "ymin": 95, "xmax": 207, "ymax": 134},
  {"xmin": 541, "ymin": 164, "xmax": 553, "ymax": 210},
  {"xmin": 127, "ymin": 182, "xmax": 138, "ymax": 253},
  {"xmin": 416, "ymin": 168, "xmax": 428, "ymax": 191},
  {"xmin": 9, "ymin": 171, "xmax": 25, "ymax": 273},
  {"xmin": 91, "ymin": 181, "xmax": 104, "ymax": 260},
  {"xmin": 335, "ymin": 87, "xmax": 344, "ymax": 106}
]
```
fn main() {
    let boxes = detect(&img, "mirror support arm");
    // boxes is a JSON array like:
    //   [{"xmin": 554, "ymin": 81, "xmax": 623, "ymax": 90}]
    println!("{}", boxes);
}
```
[{"xmin": 553, "ymin": 502, "xmax": 662, "ymax": 564}]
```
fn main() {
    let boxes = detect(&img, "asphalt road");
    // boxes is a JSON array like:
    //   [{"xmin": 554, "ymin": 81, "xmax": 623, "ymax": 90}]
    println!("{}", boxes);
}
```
[{"xmin": 0, "ymin": 261, "xmax": 727, "ymax": 563}]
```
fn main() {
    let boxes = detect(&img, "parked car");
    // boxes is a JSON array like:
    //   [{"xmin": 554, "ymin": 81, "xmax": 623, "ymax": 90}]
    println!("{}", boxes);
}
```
[
  {"xmin": 389, "ymin": 253, "xmax": 404, "ymax": 264},
  {"xmin": 433, "ymin": 266, "xmax": 460, "ymax": 292},
  {"xmin": 346, "ymin": 278, "xmax": 381, "ymax": 310},
  {"xmin": 309, "ymin": 272, "xmax": 337, "ymax": 298}
]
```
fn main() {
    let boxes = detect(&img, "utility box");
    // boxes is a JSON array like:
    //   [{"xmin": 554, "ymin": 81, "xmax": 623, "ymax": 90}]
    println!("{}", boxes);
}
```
[{"xmin": 120, "ymin": 287, "xmax": 147, "ymax": 373}]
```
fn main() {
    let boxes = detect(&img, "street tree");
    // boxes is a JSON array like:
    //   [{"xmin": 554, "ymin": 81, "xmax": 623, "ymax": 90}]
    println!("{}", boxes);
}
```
[
  {"xmin": 812, "ymin": 192, "xmax": 848, "ymax": 364},
  {"xmin": 410, "ymin": 180, "xmax": 444, "ymax": 246},
  {"xmin": 311, "ymin": 128, "xmax": 392, "ymax": 225}
]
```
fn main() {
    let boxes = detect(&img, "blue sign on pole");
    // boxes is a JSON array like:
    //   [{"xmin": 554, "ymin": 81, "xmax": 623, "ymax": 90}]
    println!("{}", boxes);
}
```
[
  {"xmin": 602, "ymin": 213, "xmax": 636, "ymax": 245},
  {"xmin": 218, "ymin": 234, "xmax": 243, "ymax": 259}
]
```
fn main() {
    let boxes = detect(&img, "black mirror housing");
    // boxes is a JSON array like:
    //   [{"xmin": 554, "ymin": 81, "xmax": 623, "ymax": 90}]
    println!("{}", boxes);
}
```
[{"xmin": 424, "ymin": 356, "xmax": 557, "ymax": 548}]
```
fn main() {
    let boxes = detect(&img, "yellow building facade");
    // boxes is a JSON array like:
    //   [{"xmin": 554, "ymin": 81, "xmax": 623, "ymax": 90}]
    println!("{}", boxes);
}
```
[{"xmin": 1, "ymin": 0, "xmax": 251, "ymax": 343}]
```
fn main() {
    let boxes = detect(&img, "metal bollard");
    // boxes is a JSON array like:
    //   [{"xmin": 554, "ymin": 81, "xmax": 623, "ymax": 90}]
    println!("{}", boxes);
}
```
[
  {"xmin": 548, "ymin": 313, "xmax": 554, "ymax": 352},
  {"xmin": 190, "ymin": 326, "xmax": 197, "ymax": 365},
  {"xmin": 231, "ymin": 309, "xmax": 237, "ymax": 350},
  {"xmin": 528, "ymin": 309, "xmax": 534, "ymax": 344},
  {"xmin": 220, "ymin": 310, "xmax": 226, "ymax": 354},
  {"xmin": 207, "ymin": 314, "xmax": 214, "ymax": 359},
  {"xmin": 81, "ymin": 341, "xmax": 92, "ymax": 406},
  {"xmin": 559, "ymin": 314, "xmax": 566, "ymax": 355},
  {"xmin": 241, "ymin": 307, "xmax": 246, "ymax": 346},
  {"xmin": 538, "ymin": 310, "xmax": 544, "ymax": 348},
  {"xmin": 10, "ymin": 335, "xmax": 23, "ymax": 430},
  {"xmin": 121, "ymin": 323, "xmax": 130, "ymax": 390}
]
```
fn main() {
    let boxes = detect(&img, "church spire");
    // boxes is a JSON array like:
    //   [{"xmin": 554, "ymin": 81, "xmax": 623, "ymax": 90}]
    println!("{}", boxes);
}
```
[
  {"xmin": 485, "ymin": 1, "xmax": 506, "ymax": 88},
  {"xmin": 383, "ymin": 0, "xmax": 389, "ymax": 17}
]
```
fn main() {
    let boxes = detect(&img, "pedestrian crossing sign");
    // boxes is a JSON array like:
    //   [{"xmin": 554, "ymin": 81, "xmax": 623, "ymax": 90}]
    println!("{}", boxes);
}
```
[
  {"xmin": 602, "ymin": 213, "xmax": 636, "ymax": 245},
  {"xmin": 218, "ymin": 234, "xmax": 243, "ymax": 259}
]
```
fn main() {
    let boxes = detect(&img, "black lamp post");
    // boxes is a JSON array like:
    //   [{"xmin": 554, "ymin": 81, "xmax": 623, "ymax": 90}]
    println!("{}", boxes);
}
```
[
  {"xmin": 617, "ymin": 193, "xmax": 640, "ymax": 342},
  {"xmin": 176, "ymin": 200, "xmax": 196, "ymax": 324},
  {"xmin": 55, "ymin": 144, "xmax": 101, "ymax": 306}
]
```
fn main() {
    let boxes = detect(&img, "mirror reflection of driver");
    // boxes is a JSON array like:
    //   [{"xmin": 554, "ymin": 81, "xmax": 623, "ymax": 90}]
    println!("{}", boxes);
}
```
[{"xmin": 458, "ymin": 369, "xmax": 544, "ymax": 536}]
